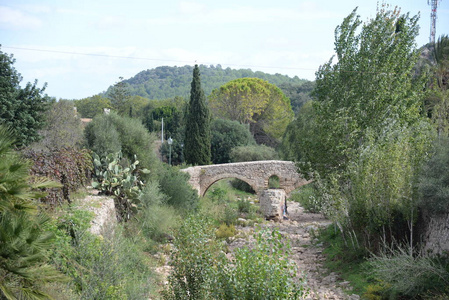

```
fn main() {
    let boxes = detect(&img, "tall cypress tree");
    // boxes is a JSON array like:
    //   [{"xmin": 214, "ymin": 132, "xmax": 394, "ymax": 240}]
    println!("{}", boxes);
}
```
[{"xmin": 184, "ymin": 65, "xmax": 211, "ymax": 165}]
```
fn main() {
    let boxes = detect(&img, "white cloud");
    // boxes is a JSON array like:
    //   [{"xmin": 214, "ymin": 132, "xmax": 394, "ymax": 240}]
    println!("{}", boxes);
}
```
[{"xmin": 0, "ymin": 6, "xmax": 42, "ymax": 29}]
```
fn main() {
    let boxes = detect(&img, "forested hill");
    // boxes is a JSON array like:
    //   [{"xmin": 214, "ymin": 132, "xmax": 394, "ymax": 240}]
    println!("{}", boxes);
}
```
[{"xmin": 114, "ymin": 64, "xmax": 309, "ymax": 100}]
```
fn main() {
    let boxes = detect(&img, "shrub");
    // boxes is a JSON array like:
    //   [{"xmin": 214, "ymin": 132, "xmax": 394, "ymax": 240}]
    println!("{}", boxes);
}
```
[
  {"xmin": 215, "ymin": 223, "xmax": 236, "ymax": 240},
  {"xmin": 237, "ymin": 198, "xmax": 251, "ymax": 213},
  {"xmin": 222, "ymin": 204, "xmax": 238, "ymax": 225},
  {"xmin": 163, "ymin": 216, "xmax": 221, "ymax": 300},
  {"xmin": 157, "ymin": 165, "xmax": 198, "ymax": 211},
  {"xmin": 209, "ymin": 186, "xmax": 228, "ymax": 203},
  {"xmin": 84, "ymin": 115, "xmax": 122, "ymax": 157},
  {"xmin": 107, "ymin": 113, "xmax": 158, "ymax": 171},
  {"xmin": 31, "ymin": 100, "xmax": 85, "ymax": 150},
  {"xmin": 211, "ymin": 118, "xmax": 255, "ymax": 164},
  {"xmin": 74, "ymin": 95, "xmax": 111, "ymax": 118},
  {"xmin": 369, "ymin": 245, "xmax": 449, "ymax": 298},
  {"xmin": 23, "ymin": 147, "xmax": 92, "ymax": 206},
  {"xmin": 268, "ymin": 175, "xmax": 280, "ymax": 188},
  {"xmin": 47, "ymin": 203, "xmax": 157, "ymax": 300},
  {"xmin": 212, "ymin": 227, "xmax": 308, "ymax": 299},
  {"xmin": 136, "ymin": 181, "xmax": 180, "ymax": 243},
  {"xmin": 164, "ymin": 217, "xmax": 308, "ymax": 300},
  {"xmin": 85, "ymin": 112, "xmax": 159, "ymax": 172},
  {"xmin": 290, "ymin": 184, "xmax": 322, "ymax": 213},
  {"xmin": 62, "ymin": 225, "xmax": 155, "ymax": 299},
  {"xmin": 230, "ymin": 144, "xmax": 278, "ymax": 162}
]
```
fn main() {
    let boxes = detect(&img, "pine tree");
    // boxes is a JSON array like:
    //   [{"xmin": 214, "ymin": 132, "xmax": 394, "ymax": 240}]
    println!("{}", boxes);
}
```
[{"xmin": 184, "ymin": 65, "xmax": 211, "ymax": 165}]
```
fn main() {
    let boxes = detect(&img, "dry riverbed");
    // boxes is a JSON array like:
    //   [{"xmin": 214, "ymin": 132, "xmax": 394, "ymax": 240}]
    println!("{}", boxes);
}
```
[
  {"xmin": 82, "ymin": 188, "xmax": 360, "ymax": 299},
  {"xmin": 229, "ymin": 201, "xmax": 360, "ymax": 300}
]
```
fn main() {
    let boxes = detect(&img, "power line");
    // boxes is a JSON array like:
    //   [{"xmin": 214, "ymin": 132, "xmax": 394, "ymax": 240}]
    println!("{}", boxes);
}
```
[
  {"xmin": 2, "ymin": 45, "xmax": 411, "ymax": 77},
  {"xmin": 2, "ymin": 45, "xmax": 317, "ymax": 73}
]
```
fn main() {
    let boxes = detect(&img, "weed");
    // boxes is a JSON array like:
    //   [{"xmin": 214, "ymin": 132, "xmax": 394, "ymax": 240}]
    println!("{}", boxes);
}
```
[{"xmin": 216, "ymin": 223, "xmax": 236, "ymax": 241}]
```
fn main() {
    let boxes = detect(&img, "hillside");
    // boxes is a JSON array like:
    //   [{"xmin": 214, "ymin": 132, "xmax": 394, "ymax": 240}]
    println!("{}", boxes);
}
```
[{"xmin": 107, "ymin": 64, "xmax": 309, "ymax": 100}]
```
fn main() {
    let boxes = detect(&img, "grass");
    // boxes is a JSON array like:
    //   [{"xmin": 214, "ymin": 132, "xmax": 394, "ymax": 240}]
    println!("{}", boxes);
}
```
[{"xmin": 201, "ymin": 179, "xmax": 262, "ymax": 226}]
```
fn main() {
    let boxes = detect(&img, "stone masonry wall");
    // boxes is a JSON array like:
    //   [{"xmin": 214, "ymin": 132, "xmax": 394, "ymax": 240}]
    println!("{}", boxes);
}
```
[
  {"xmin": 423, "ymin": 212, "xmax": 449, "ymax": 256},
  {"xmin": 182, "ymin": 160, "xmax": 311, "ymax": 197},
  {"xmin": 259, "ymin": 189, "xmax": 286, "ymax": 221}
]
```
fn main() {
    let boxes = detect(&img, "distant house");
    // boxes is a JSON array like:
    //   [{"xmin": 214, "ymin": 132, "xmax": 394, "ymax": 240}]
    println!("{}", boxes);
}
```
[{"xmin": 80, "ymin": 118, "xmax": 92, "ymax": 127}]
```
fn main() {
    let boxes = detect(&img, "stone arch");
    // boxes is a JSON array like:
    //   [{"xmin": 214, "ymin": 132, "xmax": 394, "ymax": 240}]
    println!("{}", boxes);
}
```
[
  {"xmin": 267, "ymin": 173, "xmax": 280, "ymax": 189},
  {"xmin": 201, "ymin": 174, "xmax": 258, "ymax": 197}
]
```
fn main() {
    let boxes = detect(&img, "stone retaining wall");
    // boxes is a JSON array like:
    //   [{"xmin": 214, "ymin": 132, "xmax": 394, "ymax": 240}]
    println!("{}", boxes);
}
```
[{"xmin": 423, "ymin": 212, "xmax": 449, "ymax": 256}]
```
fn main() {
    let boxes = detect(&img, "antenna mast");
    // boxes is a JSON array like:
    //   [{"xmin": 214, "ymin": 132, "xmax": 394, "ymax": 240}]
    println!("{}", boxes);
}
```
[{"xmin": 428, "ymin": 0, "xmax": 441, "ymax": 44}]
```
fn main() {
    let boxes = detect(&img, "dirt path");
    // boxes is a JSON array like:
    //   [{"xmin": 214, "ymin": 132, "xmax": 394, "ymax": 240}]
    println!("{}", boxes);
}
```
[{"xmin": 229, "ymin": 201, "xmax": 360, "ymax": 300}]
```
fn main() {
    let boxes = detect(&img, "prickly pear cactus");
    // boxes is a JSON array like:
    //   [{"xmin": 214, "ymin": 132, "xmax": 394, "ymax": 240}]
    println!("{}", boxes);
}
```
[{"xmin": 92, "ymin": 152, "xmax": 150, "ymax": 221}]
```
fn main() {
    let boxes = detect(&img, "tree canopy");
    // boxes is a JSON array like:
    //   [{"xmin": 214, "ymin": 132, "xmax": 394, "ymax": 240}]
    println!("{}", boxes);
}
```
[
  {"xmin": 115, "ymin": 65, "xmax": 308, "ymax": 100},
  {"xmin": 283, "ymin": 6, "xmax": 434, "ymax": 251},
  {"xmin": 74, "ymin": 95, "xmax": 111, "ymax": 118},
  {"xmin": 296, "ymin": 6, "xmax": 427, "ymax": 177},
  {"xmin": 211, "ymin": 118, "xmax": 255, "ymax": 164},
  {"xmin": 208, "ymin": 78, "xmax": 293, "ymax": 146},
  {"xmin": 0, "ymin": 47, "xmax": 51, "ymax": 147}
]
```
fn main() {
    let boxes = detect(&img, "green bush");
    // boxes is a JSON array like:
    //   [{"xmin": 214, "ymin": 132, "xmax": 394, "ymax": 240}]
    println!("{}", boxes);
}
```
[
  {"xmin": 211, "ymin": 118, "xmax": 255, "ymax": 164},
  {"xmin": 290, "ymin": 184, "xmax": 322, "ymax": 213},
  {"xmin": 209, "ymin": 186, "xmax": 229, "ymax": 203},
  {"xmin": 212, "ymin": 227, "xmax": 308, "ymax": 299},
  {"xmin": 136, "ymin": 181, "xmax": 180, "ymax": 243},
  {"xmin": 230, "ymin": 144, "xmax": 278, "ymax": 162},
  {"xmin": 164, "ymin": 216, "xmax": 308, "ymax": 300},
  {"xmin": 157, "ymin": 165, "xmax": 198, "ymax": 211},
  {"xmin": 71, "ymin": 226, "xmax": 155, "ymax": 299},
  {"xmin": 74, "ymin": 95, "xmax": 112, "ymax": 118},
  {"xmin": 268, "ymin": 175, "xmax": 280, "ymax": 188},
  {"xmin": 369, "ymin": 245, "xmax": 449, "ymax": 298},
  {"xmin": 222, "ymin": 204, "xmax": 238, "ymax": 225},
  {"xmin": 107, "ymin": 113, "xmax": 158, "ymax": 171},
  {"xmin": 163, "ymin": 216, "xmax": 221, "ymax": 300},
  {"xmin": 84, "ymin": 115, "xmax": 122, "ymax": 157},
  {"xmin": 215, "ymin": 223, "xmax": 236, "ymax": 240},
  {"xmin": 237, "ymin": 198, "xmax": 251, "ymax": 213},
  {"xmin": 85, "ymin": 112, "xmax": 159, "ymax": 172},
  {"xmin": 49, "ymin": 207, "xmax": 156, "ymax": 300}
]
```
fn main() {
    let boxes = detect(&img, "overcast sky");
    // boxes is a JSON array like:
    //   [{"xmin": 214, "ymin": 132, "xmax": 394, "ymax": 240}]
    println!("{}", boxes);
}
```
[{"xmin": 1, "ymin": 0, "xmax": 448, "ymax": 99}]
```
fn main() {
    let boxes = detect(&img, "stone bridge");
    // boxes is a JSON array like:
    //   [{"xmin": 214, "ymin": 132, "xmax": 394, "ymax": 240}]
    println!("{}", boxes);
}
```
[{"xmin": 181, "ymin": 160, "xmax": 311, "ymax": 197}]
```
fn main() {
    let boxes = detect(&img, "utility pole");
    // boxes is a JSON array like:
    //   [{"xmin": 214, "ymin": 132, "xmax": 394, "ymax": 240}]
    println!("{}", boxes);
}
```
[{"xmin": 428, "ymin": 0, "xmax": 441, "ymax": 44}]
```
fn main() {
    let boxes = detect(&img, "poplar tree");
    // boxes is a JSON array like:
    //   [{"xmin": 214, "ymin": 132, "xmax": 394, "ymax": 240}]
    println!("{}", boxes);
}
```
[{"xmin": 184, "ymin": 65, "xmax": 211, "ymax": 165}]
